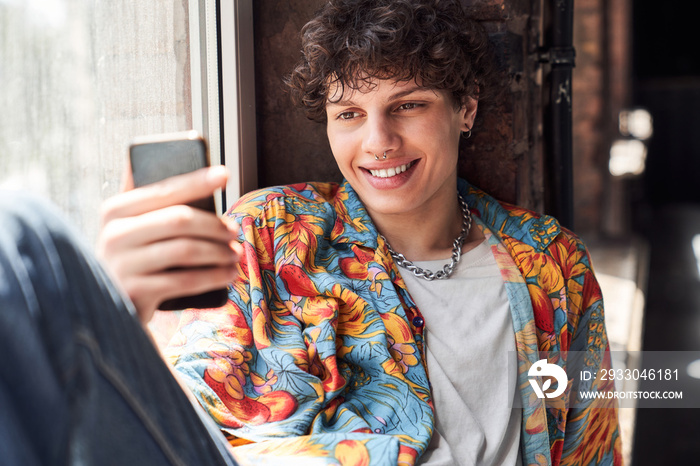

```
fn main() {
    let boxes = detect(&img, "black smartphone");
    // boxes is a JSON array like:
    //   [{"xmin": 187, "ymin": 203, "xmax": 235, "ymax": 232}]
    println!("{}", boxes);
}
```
[{"xmin": 129, "ymin": 130, "xmax": 229, "ymax": 310}]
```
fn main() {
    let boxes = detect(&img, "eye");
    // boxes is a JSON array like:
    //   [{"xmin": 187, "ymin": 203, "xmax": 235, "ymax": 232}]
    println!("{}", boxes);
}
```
[
  {"xmin": 396, "ymin": 102, "xmax": 422, "ymax": 111},
  {"xmin": 337, "ymin": 111, "xmax": 361, "ymax": 120}
]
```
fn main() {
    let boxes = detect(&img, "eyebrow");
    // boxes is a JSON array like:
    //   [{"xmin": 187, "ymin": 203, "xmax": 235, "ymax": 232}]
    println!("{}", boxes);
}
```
[{"xmin": 326, "ymin": 86, "xmax": 434, "ymax": 108}]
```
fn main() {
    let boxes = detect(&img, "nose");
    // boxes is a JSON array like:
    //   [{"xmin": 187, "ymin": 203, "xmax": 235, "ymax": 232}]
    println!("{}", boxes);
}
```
[{"xmin": 361, "ymin": 114, "xmax": 399, "ymax": 157}]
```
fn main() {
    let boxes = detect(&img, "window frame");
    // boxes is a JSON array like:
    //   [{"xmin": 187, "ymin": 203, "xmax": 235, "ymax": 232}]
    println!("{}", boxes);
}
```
[{"xmin": 189, "ymin": 0, "xmax": 257, "ymax": 213}]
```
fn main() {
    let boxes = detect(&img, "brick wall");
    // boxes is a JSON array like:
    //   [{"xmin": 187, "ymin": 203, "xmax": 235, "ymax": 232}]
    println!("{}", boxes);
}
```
[{"xmin": 572, "ymin": 0, "xmax": 632, "ymax": 234}]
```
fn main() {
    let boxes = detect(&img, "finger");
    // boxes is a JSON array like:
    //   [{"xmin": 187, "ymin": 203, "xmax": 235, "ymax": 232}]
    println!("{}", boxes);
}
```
[
  {"xmin": 126, "ymin": 264, "xmax": 239, "ymax": 317},
  {"xmin": 101, "ymin": 205, "xmax": 237, "ymax": 253},
  {"xmin": 101, "ymin": 165, "xmax": 228, "ymax": 222},
  {"xmin": 161, "ymin": 265, "xmax": 239, "ymax": 301},
  {"xmin": 112, "ymin": 237, "xmax": 241, "ymax": 278}
]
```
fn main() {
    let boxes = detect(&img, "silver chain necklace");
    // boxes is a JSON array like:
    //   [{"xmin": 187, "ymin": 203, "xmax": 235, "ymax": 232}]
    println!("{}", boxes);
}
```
[{"xmin": 380, "ymin": 194, "xmax": 472, "ymax": 281}]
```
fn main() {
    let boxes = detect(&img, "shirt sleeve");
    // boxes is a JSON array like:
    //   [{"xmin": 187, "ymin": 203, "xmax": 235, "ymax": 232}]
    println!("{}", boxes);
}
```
[{"xmin": 547, "ymin": 231, "xmax": 623, "ymax": 466}]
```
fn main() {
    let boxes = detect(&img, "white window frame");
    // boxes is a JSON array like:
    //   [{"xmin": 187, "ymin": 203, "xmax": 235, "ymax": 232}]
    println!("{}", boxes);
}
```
[{"xmin": 189, "ymin": 0, "xmax": 257, "ymax": 212}]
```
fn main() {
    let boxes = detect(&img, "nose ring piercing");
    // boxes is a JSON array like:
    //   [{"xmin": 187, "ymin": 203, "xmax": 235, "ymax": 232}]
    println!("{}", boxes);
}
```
[{"xmin": 374, "ymin": 152, "xmax": 388, "ymax": 160}]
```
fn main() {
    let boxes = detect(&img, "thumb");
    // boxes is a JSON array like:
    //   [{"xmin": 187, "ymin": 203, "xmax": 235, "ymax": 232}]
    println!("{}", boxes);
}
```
[{"xmin": 120, "ymin": 158, "xmax": 135, "ymax": 192}]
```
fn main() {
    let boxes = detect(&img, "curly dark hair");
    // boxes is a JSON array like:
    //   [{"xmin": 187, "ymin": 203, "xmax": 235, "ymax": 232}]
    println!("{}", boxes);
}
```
[{"xmin": 285, "ymin": 0, "xmax": 500, "ymax": 123}]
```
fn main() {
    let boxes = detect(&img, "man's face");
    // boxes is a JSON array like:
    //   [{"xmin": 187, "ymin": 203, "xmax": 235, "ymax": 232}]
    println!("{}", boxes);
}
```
[{"xmin": 325, "ymin": 78, "xmax": 477, "ymax": 222}]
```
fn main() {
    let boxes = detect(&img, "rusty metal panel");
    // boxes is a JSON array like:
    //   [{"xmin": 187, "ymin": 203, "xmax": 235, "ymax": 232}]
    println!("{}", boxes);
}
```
[{"xmin": 459, "ymin": 0, "xmax": 545, "ymax": 210}]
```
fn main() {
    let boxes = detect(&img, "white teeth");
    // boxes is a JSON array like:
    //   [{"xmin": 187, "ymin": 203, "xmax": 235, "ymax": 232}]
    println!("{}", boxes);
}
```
[{"xmin": 370, "ymin": 162, "xmax": 412, "ymax": 178}]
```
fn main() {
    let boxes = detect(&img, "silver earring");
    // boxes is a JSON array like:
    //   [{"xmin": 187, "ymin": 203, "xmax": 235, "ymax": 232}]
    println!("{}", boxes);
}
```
[
  {"xmin": 382, "ymin": 152, "xmax": 387, "ymax": 159},
  {"xmin": 374, "ymin": 154, "xmax": 379, "ymax": 160},
  {"xmin": 462, "ymin": 128, "xmax": 472, "ymax": 139}
]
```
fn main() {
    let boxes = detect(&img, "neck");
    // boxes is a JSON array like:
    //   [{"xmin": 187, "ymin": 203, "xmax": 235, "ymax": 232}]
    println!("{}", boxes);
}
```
[{"xmin": 369, "ymin": 188, "xmax": 462, "ymax": 261}]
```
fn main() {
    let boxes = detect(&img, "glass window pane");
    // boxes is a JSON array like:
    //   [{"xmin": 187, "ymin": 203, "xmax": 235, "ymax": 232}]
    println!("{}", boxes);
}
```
[{"xmin": 0, "ymin": 0, "xmax": 192, "ymax": 242}]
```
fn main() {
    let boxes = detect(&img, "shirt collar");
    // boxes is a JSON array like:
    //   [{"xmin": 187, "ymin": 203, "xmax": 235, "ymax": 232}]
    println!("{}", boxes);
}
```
[
  {"xmin": 332, "ymin": 178, "xmax": 561, "ymax": 253},
  {"xmin": 458, "ymin": 178, "xmax": 561, "ymax": 252}
]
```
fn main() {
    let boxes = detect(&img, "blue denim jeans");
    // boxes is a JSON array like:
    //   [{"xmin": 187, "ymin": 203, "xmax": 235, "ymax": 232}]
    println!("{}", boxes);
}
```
[{"xmin": 0, "ymin": 191, "xmax": 240, "ymax": 466}]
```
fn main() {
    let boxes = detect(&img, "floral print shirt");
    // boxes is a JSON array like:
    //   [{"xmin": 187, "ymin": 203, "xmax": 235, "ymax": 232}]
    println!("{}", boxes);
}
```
[{"xmin": 165, "ymin": 179, "xmax": 622, "ymax": 466}]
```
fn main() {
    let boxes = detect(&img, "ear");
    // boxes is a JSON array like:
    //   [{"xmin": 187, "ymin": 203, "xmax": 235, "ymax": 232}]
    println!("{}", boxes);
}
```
[{"xmin": 461, "ymin": 97, "xmax": 478, "ymax": 131}]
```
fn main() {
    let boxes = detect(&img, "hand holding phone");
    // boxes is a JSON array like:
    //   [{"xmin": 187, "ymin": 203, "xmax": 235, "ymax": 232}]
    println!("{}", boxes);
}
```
[
  {"xmin": 127, "ymin": 131, "xmax": 230, "ymax": 310},
  {"xmin": 97, "ymin": 131, "xmax": 240, "ymax": 322}
]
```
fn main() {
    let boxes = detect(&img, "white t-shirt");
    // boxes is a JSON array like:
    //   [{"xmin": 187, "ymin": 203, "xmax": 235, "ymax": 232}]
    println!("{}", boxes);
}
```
[{"xmin": 400, "ymin": 239, "xmax": 522, "ymax": 466}]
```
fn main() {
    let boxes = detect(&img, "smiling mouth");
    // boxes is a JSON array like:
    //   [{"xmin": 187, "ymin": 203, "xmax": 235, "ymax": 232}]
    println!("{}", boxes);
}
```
[{"xmin": 368, "ymin": 161, "xmax": 415, "ymax": 178}]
